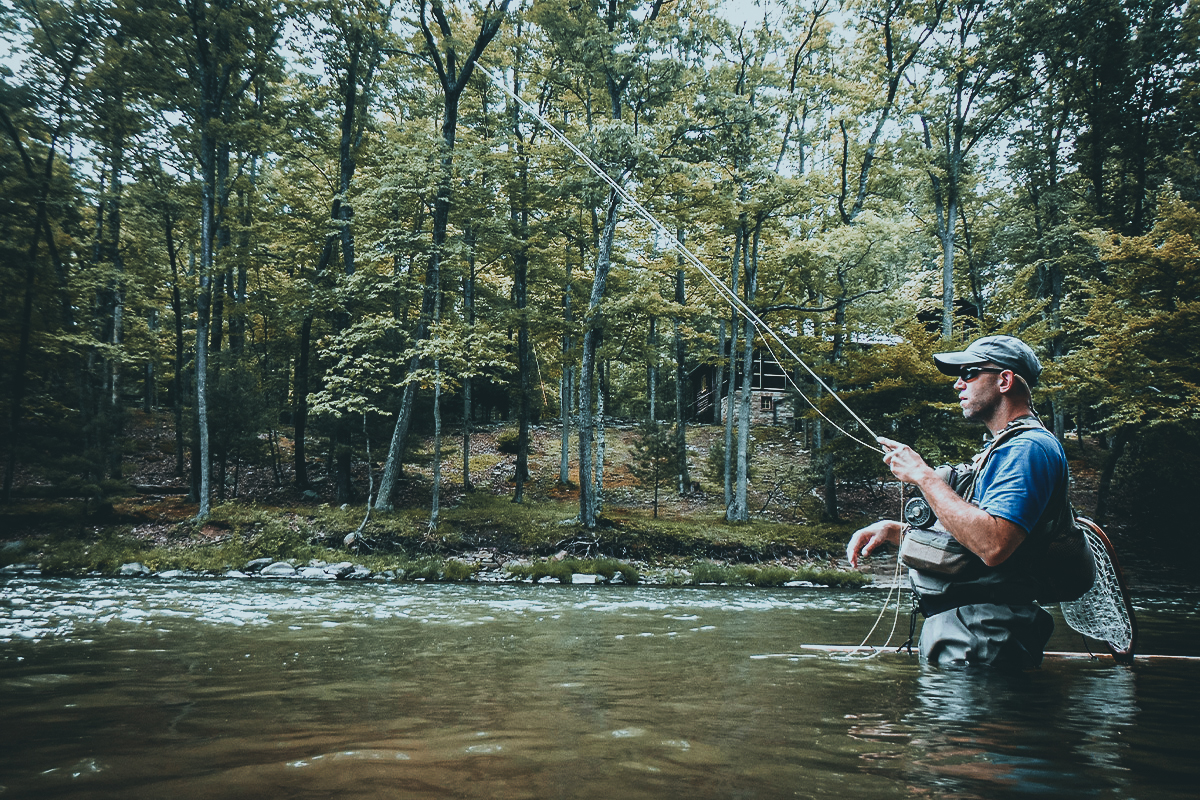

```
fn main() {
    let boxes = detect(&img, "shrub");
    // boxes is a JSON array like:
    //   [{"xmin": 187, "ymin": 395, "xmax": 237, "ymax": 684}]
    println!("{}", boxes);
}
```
[{"xmin": 496, "ymin": 430, "xmax": 521, "ymax": 454}]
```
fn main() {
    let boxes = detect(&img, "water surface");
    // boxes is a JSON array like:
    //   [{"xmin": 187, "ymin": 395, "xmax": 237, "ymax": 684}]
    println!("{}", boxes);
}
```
[{"xmin": 2, "ymin": 577, "xmax": 1197, "ymax": 799}]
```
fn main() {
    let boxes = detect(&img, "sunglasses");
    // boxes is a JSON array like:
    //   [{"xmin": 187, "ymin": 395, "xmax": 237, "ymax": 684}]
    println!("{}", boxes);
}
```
[{"xmin": 958, "ymin": 366, "xmax": 1005, "ymax": 382}]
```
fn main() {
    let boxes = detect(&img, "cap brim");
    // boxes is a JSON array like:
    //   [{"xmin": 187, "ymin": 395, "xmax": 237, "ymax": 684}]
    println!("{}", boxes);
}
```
[{"xmin": 933, "ymin": 351, "xmax": 988, "ymax": 376}]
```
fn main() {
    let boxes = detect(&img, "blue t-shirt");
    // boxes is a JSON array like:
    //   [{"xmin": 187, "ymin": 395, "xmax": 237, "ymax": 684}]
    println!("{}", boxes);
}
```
[{"xmin": 974, "ymin": 428, "xmax": 1068, "ymax": 535}]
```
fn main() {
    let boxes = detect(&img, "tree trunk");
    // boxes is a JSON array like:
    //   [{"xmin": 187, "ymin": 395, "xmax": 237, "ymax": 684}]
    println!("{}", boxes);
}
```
[
  {"xmin": 578, "ymin": 190, "xmax": 620, "ymax": 528},
  {"xmin": 559, "ymin": 242, "xmax": 574, "ymax": 485},
  {"xmin": 294, "ymin": 315, "xmax": 312, "ymax": 490},
  {"xmin": 647, "ymin": 316, "xmax": 657, "ymax": 422},
  {"xmin": 729, "ymin": 222, "xmax": 759, "ymax": 522},
  {"xmin": 514, "ymin": 242, "xmax": 532, "ymax": 502},
  {"xmin": 1095, "ymin": 428, "xmax": 1130, "ymax": 525},
  {"xmin": 376, "ymin": 0, "xmax": 508, "ymax": 510},
  {"xmin": 723, "ymin": 225, "xmax": 744, "ymax": 509},
  {"xmin": 673, "ymin": 263, "xmax": 689, "ymax": 494},
  {"xmin": 430, "ymin": 357, "xmax": 442, "ymax": 530},
  {"xmin": 463, "ymin": 237, "xmax": 476, "ymax": 491}
]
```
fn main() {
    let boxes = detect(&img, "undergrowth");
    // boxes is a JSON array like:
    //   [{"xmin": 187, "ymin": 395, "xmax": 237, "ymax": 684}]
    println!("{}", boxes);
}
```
[{"xmin": 688, "ymin": 560, "xmax": 870, "ymax": 588}]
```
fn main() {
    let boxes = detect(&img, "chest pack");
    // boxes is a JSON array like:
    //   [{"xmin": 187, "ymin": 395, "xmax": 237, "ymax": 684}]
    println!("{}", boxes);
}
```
[{"xmin": 900, "ymin": 419, "xmax": 1096, "ymax": 610}]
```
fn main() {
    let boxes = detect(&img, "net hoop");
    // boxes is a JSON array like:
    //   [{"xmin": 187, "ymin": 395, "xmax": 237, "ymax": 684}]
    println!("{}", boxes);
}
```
[{"xmin": 1061, "ymin": 517, "xmax": 1138, "ymax": 664}]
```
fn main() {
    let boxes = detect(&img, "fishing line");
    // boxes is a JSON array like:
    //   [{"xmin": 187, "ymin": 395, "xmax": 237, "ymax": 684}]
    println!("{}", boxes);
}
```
[
  {"xmin": 476, "ymin": 63, "xmax": 884, "ymax": 455},
  {"xmin": 478, "ymin": 63, "xmax": 911, "ymax": 659}
]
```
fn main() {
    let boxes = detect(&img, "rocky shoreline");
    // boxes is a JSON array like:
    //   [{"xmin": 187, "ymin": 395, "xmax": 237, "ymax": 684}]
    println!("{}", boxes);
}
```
[{"xmin": 0, "ymin": 550, "xmax": 870, "ymax": 589}]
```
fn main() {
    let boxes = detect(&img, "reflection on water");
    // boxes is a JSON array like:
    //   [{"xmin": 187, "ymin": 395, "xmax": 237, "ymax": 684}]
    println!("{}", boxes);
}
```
[{"xmin": 1, "ymin": 577, "xmax": 1197, "ymax": 799}]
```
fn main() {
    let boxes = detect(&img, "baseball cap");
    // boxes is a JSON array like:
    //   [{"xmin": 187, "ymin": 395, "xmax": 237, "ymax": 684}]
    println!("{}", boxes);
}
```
[{"xmin": 933, "ymin": 335, "xmax": 1043, "ymax": 387}]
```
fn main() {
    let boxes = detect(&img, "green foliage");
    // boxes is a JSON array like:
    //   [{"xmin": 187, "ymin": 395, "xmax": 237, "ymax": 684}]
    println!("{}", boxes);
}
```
[
  {"xmin": 826, "ymin": 322, "xmax": 981, "ymax": 482},
  {"xmin": 688, "ymin": 560, "xmax": 870, "ymax": 588},
  {"xmin": 496, "ymin": 430, "xmax": 522, "ymax": 455},
  {"xmin": 628, "ymin": 421, "xmax": 683, "ymax": 516},
  {"xmin": 1061, "ymin": 192, "xmax": 1200, "ymax": 435},
  {"xmin": 39, "ymin": 528, "xmax": 148, "ymax": 576},
  {"xmin": 705, "ymin": 437, "xmax": 756, "ymax": 485},
  {"xmin": 1, "ymin": 0, "xmax": 1194, "ymax": 557}
]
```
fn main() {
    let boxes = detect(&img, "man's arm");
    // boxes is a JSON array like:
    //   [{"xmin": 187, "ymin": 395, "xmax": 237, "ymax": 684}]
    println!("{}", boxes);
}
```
[{"xmin": 877, "ymin": 437, "xmax": 1026, "ymax": 567}]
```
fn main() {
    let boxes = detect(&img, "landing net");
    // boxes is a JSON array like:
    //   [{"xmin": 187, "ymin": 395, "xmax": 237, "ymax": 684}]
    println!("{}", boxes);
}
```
[{"xmin": 1061, "ymin": 519, "xmax": 1137, "ymax": 661}]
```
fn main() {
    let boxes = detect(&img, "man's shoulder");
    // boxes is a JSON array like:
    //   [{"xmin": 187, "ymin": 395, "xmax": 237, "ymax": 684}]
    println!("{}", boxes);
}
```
[{"xmin": 993, "ymin": 426, "xmax": 1067, "ymax": 471}]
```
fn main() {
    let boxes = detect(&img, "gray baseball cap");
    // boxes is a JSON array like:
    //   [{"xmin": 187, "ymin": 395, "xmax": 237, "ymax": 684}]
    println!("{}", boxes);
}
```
[{"xmin": 933, "ymin": 335, "xmax": 1042, "ymax": 386}]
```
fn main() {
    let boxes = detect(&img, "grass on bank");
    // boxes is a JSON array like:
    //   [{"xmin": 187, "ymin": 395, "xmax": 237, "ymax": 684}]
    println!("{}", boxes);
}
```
[{"xmin": 3, "ymin": 492, "xmax": 867, "ymax": 585}]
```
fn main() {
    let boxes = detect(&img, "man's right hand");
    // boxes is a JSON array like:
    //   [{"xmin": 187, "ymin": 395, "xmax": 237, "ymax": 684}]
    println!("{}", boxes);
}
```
[{"xmin": 846, "ymin": 519, "xmax": 903, "ymax": 569}]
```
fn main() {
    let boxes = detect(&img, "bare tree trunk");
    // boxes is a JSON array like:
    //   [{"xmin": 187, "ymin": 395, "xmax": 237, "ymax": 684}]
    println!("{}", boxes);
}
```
[
  {"xmin": 578, "ymin": 190, "xmax": 620, "ymax": 528},
  {"xmin": 723, "ymin": 225, "xmax": 744, "ymax": 509},
  {"xmin": 729, "ymin": 222, "xmax": 759, "ymax": 522},
  {"xmin": 294, "ymin": 315, "xmax": 312, "ymax": 490},
  {"xmin": 673, "ymin": 261, "xmax": 690, "ymax": 494},
  {"xmin": 647, "ymin": 317, "xmax": 657, "ymax": 422},
  {"xmin": 430, "ymin": 357, "xmax": 442, "ymax": 530},
  {"xmin": 559, "ymin": 251, "xmax": 573, "ymax": 484}
]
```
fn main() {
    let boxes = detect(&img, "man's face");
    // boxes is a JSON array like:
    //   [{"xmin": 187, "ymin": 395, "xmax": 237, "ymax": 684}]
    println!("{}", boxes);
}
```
[{"xmin": 954, "ymin": 363, "xmax": 1006, "ymax": 422}]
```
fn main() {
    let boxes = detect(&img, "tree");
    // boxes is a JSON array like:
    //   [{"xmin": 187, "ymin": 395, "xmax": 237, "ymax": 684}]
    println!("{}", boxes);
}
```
[
  {"xmin": 628, "ymin": 420, "xmax": 681, "ymax": 518},
  {"xmin": 913, "ymin": 0, "xmax": 1024, "ymax": 338},
  {"xmin": 1, "ymin": 0, "xmax": 94, "ymax": 501},
  {"xmin": 375, "ymin": 0, "xmax": 511, "ymax": 512},
  {"xmin": 1058, "ymin": 190, "xmax": 1200, "ymax": 524},
  {"xmin": 141, "ymin": 0, "xmax": 285, "ymax": 517}
]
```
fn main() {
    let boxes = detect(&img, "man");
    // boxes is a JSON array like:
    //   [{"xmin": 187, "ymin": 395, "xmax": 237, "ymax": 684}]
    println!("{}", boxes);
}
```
[{"xmin": 847, "ymin": 335, "xmax": 1072, "ymax": 669}]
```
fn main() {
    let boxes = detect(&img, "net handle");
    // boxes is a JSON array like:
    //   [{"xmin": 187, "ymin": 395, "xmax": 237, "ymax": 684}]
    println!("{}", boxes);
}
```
[{"xmin": 1076, "ymin": 516, "xmax": 1138, "ymax": 664}]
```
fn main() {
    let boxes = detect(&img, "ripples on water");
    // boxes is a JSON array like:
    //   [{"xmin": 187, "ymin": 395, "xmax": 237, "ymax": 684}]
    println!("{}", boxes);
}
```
[{"xmin": 2, "ymin": 577, "xmax": 1198, "ymax": 799}]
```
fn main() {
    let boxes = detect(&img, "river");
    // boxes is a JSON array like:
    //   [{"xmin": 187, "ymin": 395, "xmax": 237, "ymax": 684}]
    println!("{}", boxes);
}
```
[{"xmin": 2, "ymin": 577, "xmax": 1197, "ymax": 799}]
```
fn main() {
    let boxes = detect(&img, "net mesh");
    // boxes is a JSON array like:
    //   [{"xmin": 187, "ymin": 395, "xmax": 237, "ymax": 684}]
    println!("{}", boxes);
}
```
[{"xmin": 1060, "ymin": 525, "xmax": 1134, "ymax": 655}]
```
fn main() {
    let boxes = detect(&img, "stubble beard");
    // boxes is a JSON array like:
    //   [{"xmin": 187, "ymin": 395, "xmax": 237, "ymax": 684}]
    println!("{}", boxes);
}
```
[{"xmin": 962, "ymin": 391, "xmax": 1000, "ymax": 426}]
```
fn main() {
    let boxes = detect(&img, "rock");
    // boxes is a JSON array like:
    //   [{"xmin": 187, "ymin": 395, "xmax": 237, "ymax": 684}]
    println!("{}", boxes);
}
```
[
  {"xmin": 307, "ymin": 559, "xmax": 327, "ymax": 568},
  {"xmin": 156, "ymin": 569, "xmax": 186, "ymax": 579},
  {"xmin": 1, "ymin": 541, "xmax": 25, "ymax": 553},
  {"xmin": 2, "ymin": 562, "xmax": 38, "ymax": 574},
  {"xmin": 223, "ymin": 570, "xmax": 249, "ymax": 578},
  {"xmin": 610, "ymin": 572, "xmax": 624, "ymax": 585},
  {"xmin": 347, "ymin": 565, "xmax": 372, "ymax": 580},
  {"xmin": 301, "ymin": 490, "xmax": 321, "ymax": 502},
  {"xmin": 298, "ymin": 566, "xmax": 334, "ymax": 579},
  {"xmin": 785, "ymin": 580, "xmax": 815, "ymax": 588},
  {"xmin": 537, "ymin": 575, "xmax": 559, "ymax": 584},
  {"xmin": 259, "ymin": 561, "xmax": 297, "ymax": 577},
  {"xmin": 571, "ymin": 573, "xmax": 598, "ymax": 584},
  {"xmin": 243, "ymin": 558, "xmax": 274, "ymax": 572},
  {"xmin": 119, "ymin": 562, "xmax": 151, "ymax": 577},
  {"xmin": 326, "ymin": 561, "xmax": 355, "ymax": 578}
]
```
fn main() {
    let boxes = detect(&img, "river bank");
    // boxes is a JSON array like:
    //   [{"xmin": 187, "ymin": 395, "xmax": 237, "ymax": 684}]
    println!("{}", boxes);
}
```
[{"xmin": 3, "ymin": 409, "xmax": 1172, "ymax": 591}]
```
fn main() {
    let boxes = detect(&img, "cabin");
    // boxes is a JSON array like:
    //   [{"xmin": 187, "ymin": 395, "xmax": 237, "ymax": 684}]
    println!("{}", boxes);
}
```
[{"xmin": 692, "ymin": 348, "xmax": 794, "ymax": 426}]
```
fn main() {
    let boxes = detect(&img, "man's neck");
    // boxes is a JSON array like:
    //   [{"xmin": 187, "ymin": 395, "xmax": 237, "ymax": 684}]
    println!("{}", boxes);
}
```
[{"xmin": 984, "ymin": 401, "xmax": 1035, "ymax": 436}]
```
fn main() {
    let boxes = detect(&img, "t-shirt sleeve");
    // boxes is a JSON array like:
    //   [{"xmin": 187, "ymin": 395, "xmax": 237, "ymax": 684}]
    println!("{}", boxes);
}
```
[{"xmin": 975, "ymin": 433, "xmax": 1066, "ymax": 535}]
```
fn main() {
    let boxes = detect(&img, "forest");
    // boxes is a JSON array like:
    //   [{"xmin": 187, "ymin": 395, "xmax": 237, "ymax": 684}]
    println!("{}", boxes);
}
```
[{"xmin": 2, "ymin": 0, "xmax": 1198, "ymax": 549}]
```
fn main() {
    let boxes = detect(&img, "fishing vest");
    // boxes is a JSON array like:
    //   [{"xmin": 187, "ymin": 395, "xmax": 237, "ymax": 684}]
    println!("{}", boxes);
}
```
[{"xmin": 905, "ymin": 418, "xmax": 1096, "ymax": 616}]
